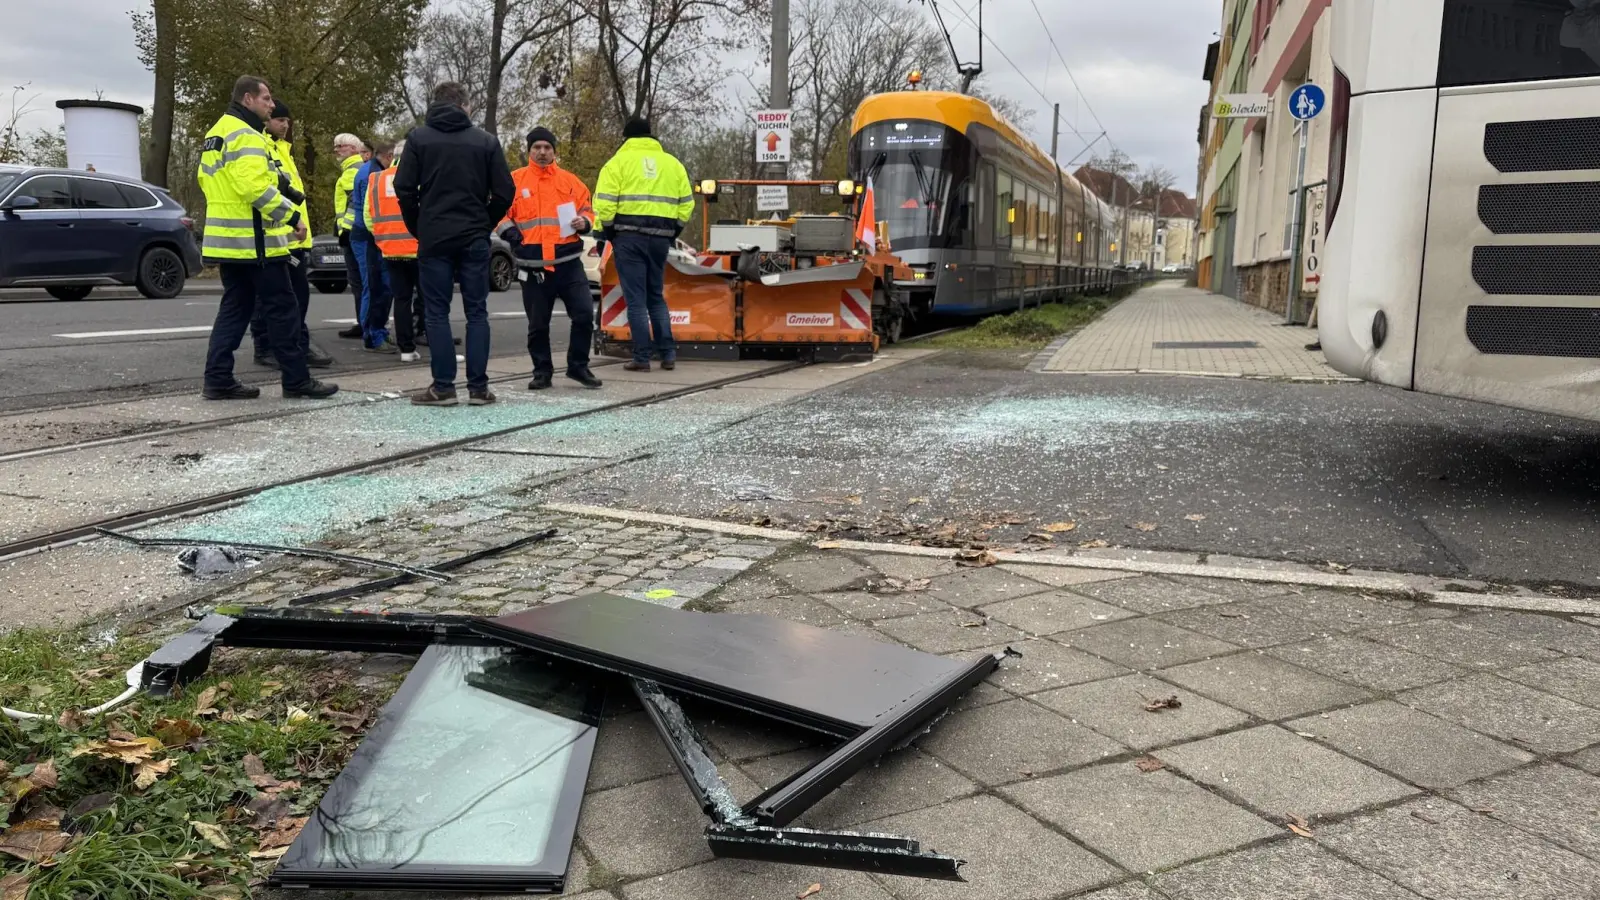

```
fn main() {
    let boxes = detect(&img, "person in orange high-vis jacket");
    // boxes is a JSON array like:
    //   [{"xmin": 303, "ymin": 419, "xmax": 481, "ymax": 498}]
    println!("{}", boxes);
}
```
[
  {"xmin": 367, "ymin": 141, "xmax": 425, "ymax": 361},
  {"xmin": 498, "ymin": 126, "xmax": 602, "ymax": 391}
]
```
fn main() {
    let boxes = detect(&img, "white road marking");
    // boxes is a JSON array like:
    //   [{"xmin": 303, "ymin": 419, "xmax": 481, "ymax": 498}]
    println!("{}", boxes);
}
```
[{"xmin": 54, "ymin": 325, "xmax": 213, "ymax": 338}]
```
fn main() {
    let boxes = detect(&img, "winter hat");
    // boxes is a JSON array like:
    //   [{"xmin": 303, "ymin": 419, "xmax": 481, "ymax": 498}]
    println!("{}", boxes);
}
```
[
  {"xmin": 526, "ymin": 126, "xmax": 558, "ymax": 149},
  {"xmin": 270, "ymin": 99, "xmax": 291, "ymax": 119},
  {"xmin": 622, "ymin": 117, "xmax": 652, "ymax": 139}
]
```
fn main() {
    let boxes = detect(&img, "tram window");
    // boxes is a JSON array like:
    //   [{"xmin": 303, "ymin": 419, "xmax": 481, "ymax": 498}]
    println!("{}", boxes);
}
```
[
  {"xmin": 1438, "ymin": 0, "xmax": 1600, "ymax": 87},
  {"xmin": 1046, "ymin": 196, "xmax": 1058, "ymax": 256},
  {"xmin": 977, "ymin": 162, "xmax": 994, "ymax": 249},
  {"xmin": 996, "ymin": 171, "xmax": 1013, "ymax": 246},
  {"xmin": 1014, "ymin": 187, "xmax": 1028, "ymax": 252}
]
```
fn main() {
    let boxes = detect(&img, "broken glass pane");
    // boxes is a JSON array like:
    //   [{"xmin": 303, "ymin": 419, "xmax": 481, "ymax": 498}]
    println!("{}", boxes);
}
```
[{"xmin": 271, "ymin": 645, "xmax": 600, "ymax": 892}]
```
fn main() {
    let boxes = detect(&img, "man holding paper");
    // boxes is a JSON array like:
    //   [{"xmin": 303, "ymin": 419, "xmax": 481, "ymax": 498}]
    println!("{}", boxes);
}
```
[{"xmin": 499, "ymin": 127, "xmax": 603, "ymax": 391}]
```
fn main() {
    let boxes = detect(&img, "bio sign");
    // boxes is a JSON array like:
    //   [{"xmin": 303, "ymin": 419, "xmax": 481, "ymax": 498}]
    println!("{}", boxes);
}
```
[
  {"xmin": 754, "ymin": 109, "xmax": 791, "ymax": 163},
  {"xmin": 1301, "ymin": 184, "xmax": 1326, "ymax": 294},
  {"xmin": 1212, "ymin": 93, "xmax": 1271, "ymax": 118}
]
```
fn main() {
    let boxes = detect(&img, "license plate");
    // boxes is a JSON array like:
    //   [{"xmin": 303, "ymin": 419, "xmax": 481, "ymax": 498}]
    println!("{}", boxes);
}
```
[{"xmin": 323, "ymin": 254, "xmax": 345, "ymax": 265}]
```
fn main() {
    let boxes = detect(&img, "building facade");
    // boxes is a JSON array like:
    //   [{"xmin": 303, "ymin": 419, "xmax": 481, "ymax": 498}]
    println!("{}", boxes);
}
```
[
  {"xmin": 1196, "ymin": 0, "xmax": 1333, "ymax": 317},
  {"xmin": 1075, "ymin": 166, "xmax": 1200, "ymax": 271}
]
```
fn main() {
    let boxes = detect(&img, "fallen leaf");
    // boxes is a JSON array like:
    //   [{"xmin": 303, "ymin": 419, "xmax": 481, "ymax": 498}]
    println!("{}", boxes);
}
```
[
  {"xmin": 1287, "ymin": 822, "xmax": 1315, "ymax": 838},
  {"xmin": 320, "ymin": 706, "xmax": 367, "ymax": 732},
  {"xmin": 1288, "ymin": 813, "xmax": 1312, "ymax": 830},
  {"xmin": 26, "ymin": 759, "xmax": 58, "ymax": 790},
  {"xmin": 254, "ymin": 816, "xmax": 307, "ymax": 850},
  {"xmin": 843, "ymin": 494, "xmax": 863, "ymax": 505},
  {"xmin": 1079, "ymin": 539, "xmax": 1110, "ymax": 549},
  {"xmin": 1023, "ymin": 532, "xmax": 1055, "ymax": 544},
  {"xmin": 1134, "ymin": 756, "xmax": 1165, "ymax": 773},
  {"xmin": 1468, "ymin": 806, "xmax": 1495, "ymax": 815},
  {"xmin": 241, "ymin": 754, "xmax": 267, "ymax": 779},
  {"xmin": 1130, "ymin": 522, "xmax": 1159, "ymax": 532},
  {"xmin": 954, "ymin": 550, "xmax": 998, "ymax": 568},
  {"xmin": 153, "ymin": 717, "xmax": 203, "ymax": 748},
  {"xmin": 57, "ymin": 708, "xmax": 87, "ymax": 731},
  {"xmin": 1155, "ymin": 464, "xmax": 1170, "ymax": 471},
  {"xmin": 71, "ymin": 737, "xmax": 163, "ymax": 764},
  {"xmin": 135, "ymin": 758, "xmax": 174, "ymax": 790},
  {"xmin": 1185, "ymin": 514, "xmax": 1207, "ymax": 522},
  {"xmin": 248, "ymin": 846, "xmax": 289, "ymax": 860},
  {"xmin": 0, "ymin": 873, "xmax": 28, "ymax": 900},
  {"xmin": 797, "ymin": 884, "xmax": 823, "ymax": 899},
  {"xmin": 1143, "ymin": 695, "xmax": 1183, "ymax": 713},
  {"xmin": 192, "ymin": 685, "xmax": 220, "ymax": 716},
  {"xmin": 191, "ymin": 821, "xmax": 232, "ymax": 851},
  {"xmin": 814, "ymin": 540, "xmax": 842, "ymax": 549},
  {"xmin": 245, "ymin": 795, "xmax": 291, "ymax": 826},
  {"xmin": 908, "ymin": 497, "xmax": 928, "ymax": 504},
  {"xmin": 1042, "ymin": 522, "xmax": 1078, "ymax": 533},
  {"xmin": 0, "ymin": 826, "xmax": 70, "ymax": 863},
  {"xmin": 66, "ymin": 792, "xmax": 116, "ymax": 819},
  {"xmin": 107, "ymin": 727, "xmax": 136, "ymax": 742},
  {"xmin": 257, "ymin": 681, "xmax": 284, "ymax": 698},
  {"xmin": 283, "ymin": 706, "xmax": 312, "ymax": 724},
  {"xmin": 1410, "ymin": 810, "xmax": 1440, "ymax": 825}
]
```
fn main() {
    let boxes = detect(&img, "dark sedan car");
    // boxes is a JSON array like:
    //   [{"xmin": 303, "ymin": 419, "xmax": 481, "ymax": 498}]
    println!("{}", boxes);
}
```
[
  {"xmin": 0, "ymin": 164, "xmax": 202, "ymax": 300},
  {"xmin": 306, "ymin": 233, "xmax": 519, "ymax": 294}
]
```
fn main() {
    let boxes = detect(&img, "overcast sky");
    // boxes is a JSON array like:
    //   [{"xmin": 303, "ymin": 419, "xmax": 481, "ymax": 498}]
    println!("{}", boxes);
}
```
[{"xmin": 1, "ymin": 0, "xmax": 1220, "ymax": 193}]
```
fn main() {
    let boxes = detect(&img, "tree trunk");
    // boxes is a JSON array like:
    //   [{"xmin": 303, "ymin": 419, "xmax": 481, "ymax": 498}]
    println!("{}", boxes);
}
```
[
  {"xmin": 484, "ymin": 0, "xmax": 508, "ymax": 134},
  {"xmin": 145, "ymin": 0, "xmax": 177, "ymax": 187}
]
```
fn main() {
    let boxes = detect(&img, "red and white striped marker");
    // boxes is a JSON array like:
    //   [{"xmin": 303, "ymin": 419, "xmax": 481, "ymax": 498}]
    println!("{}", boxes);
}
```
[
  {"xmin": 840, "ymin": 288, "xmax": 871, "ymax": 331},
  {"xmin": 601, "ymin": 285, "xmax": 628, "ymax": 329}
]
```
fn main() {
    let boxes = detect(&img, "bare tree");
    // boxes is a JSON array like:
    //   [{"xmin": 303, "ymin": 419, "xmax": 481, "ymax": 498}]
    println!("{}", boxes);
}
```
[
  {"xmin": 132, "ymin": 0, "xmax": 182, "ymax": 186},
  {"xmin": 403, "ymin": 9, "xmax": 494, "ymax": 123},
  {"xmin": 579, "ymin": 0, "xmax": 766, "ymax": 124},
  {"xmin": 0, "ymin": 84, "xmax": 42, "ymax": 165},
  {"xmin": 483, "ymin": 0, "xmax": 582, "ymax": 135}
]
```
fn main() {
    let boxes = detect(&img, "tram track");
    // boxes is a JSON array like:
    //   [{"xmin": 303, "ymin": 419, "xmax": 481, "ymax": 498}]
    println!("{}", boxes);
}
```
[{"xmin": 0, "ymin": 361, "xmax": 807, "ymax": 562}]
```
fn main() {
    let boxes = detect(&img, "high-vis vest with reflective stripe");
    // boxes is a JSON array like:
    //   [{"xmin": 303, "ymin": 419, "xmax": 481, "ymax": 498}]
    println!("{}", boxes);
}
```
[
  {"xmin": 269, "ymin": 137, "xmax": 311, "ymax": 251},
  {"xmin": 334, "ymin": 153, "xmax": 362, "ymax": 233},
  {"xmin": 367, "ymin": 164, "xmax": 417, "ymax": 259},
  {"xmin": 593, "ymin": 137, "xmax": 694, "ymax": 238},
  {"xmin": 197, "ymin": 112, "xmax": 297, "ymax": 262},
  {"xmin": 502, "ymin": 162, "xmax": 593, "ymax": 266}
]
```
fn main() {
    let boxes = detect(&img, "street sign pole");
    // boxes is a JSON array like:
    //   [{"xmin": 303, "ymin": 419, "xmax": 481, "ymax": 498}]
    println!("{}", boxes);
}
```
[{"xmin": 1286, "ymin": 118, "xmax": 1309, "ymax": 324}]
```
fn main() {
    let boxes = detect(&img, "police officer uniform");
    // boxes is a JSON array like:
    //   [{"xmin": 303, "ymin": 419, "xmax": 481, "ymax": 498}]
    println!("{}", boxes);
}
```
[
  {"xmin": 593, "ymin": 117, "xmax": 695, "ymax": 370},
  {"xmin": 334, "ymin": 150, "xmax": 366, "ymax": 336},
  {"xmin": 250, "ymin": 100, "xmax": 332, "ymax": 369}
]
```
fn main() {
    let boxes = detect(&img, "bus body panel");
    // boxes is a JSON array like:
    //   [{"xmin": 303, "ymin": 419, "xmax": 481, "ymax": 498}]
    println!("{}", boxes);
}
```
[
  {"xmin": 1413, "ymin": 79, "xmax": 1600, "ymax": 422},
  {"xmin": 1333, "ymin": 0, "xmax": 1445, "ymax": 96},
  {"xmin": 1318, "ymin": 89, "xmax": 1436, "ymax": 387}
]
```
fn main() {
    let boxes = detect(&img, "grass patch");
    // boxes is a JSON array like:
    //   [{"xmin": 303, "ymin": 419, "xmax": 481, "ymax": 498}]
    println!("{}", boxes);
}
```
[
  {"xmin": 0, "ymin": 627, "xmax": 402, "ymax": 899},
  {"xmin": 922, "ymin": 292, "xmax": 1125, "ymax": 351}
]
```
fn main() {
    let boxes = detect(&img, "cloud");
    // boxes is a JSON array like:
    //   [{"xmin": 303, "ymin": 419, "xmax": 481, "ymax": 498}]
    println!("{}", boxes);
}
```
[{"xmin": 0, "ymin": 1, "xmax": 152, "ymax": 132}]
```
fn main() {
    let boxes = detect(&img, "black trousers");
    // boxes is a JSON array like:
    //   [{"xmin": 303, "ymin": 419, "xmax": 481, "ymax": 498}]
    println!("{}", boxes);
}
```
[
  {"xmin": 520, "ymin": 258, "xmax": 594, "ymax": 376},
  {"xmin": 205, "ymin": 259, "xmax": 310, "ymax": 390},
  {"xmin": 386, "ymin": 257, "xmax": 423, "ymax": 352},
  {"xmin": 250, "ymin": 248, "xmax": 311, "ymax": 358}
]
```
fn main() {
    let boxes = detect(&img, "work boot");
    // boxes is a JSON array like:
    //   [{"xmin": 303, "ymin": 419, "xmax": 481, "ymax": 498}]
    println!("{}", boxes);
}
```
[
  {"xmin": 529, "ymin": 373, "xmax": 553, "ymax": 391},
  {"xmin": 363, "ymin": 339, "xmax": 399, "ymax": 354},
  {"xmin": 469, "ymin": 387, "xmax": 497, "ymax": 406},
  {"xmin": 567, "ymin": 368, "xmax": 603, "ymax": 388},
  {"xmin": 661, "ymin": 359, "xmax": 677, "ymax": 371},
  {"xmin": 337, "ymin": 325, "xmax": 363, "ymax": 339},
  {"xmin": 253, "ymin": 354, "xmax": 279, "ymax": 370},
  {"xmin": 623, "ymin": 361, "xmax": 650, "ymax": 372},
  {"xmin": 307, "ymin": 342, "xmax": 335, "ymax": 368},
  {"xmin": 283, "ymin": 379, "xmax": 339, "ymax": 399},
  {"xmin": 411, "ymin": 385, "xmax": 458, "ymax": 406},
  {"xmin": 202, "ymin": 383, "xmax": 261, "ymax": 401}
]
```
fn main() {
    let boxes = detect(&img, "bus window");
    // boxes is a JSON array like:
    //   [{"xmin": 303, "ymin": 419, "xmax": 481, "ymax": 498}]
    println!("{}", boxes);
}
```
[
  {"xmin": 997, "ymin": 171, "xmax": 1013, "ymax": 246},
  {"xmin": 1438, "ymin": 0, "xmax": 1600, "ymax": 87}
]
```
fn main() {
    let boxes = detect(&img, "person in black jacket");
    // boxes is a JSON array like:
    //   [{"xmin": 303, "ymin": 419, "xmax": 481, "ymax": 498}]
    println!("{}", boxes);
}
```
[{"xmin": 394, "ymin": 81, "xmax": 515, "ymax": 407}]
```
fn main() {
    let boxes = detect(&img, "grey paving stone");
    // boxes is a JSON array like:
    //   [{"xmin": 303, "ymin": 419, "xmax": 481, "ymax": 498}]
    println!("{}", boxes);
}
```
[
  {"xmin": 1167, "ymin": 574, "xmax": 1304, "ymax": 598},
  {"xmin": 579, "ymin": 770, "xmax": 754, "ymax": 878},
  {"xmin": 721, "ymin": 593, "xmax": 853, "ymax": 629},
  {"xmin": 1318, "ymin": 797, "xmax": 1600, "ymax": 900},
  {"xmin": 1288, "ymin": 700, "xmax": 1534, "ymax": 789},
  {"xmin": 1570, "ymin": 746, "xmax": 1600, "ymax": 775},
  {"xmin": 1034, "ymin": 673, "xmax": 1249, "ymax": 751},
  {"xmin": 874, "ymin": 609, "xmax": 1026, "ymax": 654},
  {"xmin": 1158, "ymin": 652, "xmax": 1372, "ymax": 720},
  {"xmin": 621, "ymin": 859, "xmax": 895, "ymax": 900},
  {"xmin": 1466, "ymin": 610, "xmax": 1600, "ymax": 661},
  {"xmin": 691, "ymin": 703, "xmax": 820, "ymax": 763},
  {"xmin": 736, "ymin": 747, "xmax": 978, "ymax": 827},
  {"xmin": 855, "ymin": 552, "xmax": 961, "ymax": 581},
  {"xmin": 589, "ymin": 710, "xmax": 686, "ymax": 792},
  {"xmin": 1151, "ymin": 839, "xmax": 1426, "ymax": 900},
  {"xmin": 1160, "ymin": 725, "xmax": 1417, "ymax": 819},
  {"xmin": 1265, "ymin": 634, "xmax": 1468, "ymax": 692},
  {"xmin": 1451, "ymin": 763, "xmax": 1600, "ymax": 861},
  {"xmin": 1399, "ymin": 673, "xmax": 1600, "ymax": 754},
  {"xmin": 947, "ymin": 679, "xmax": 1014, "ymax": 712},
  {"xmin": 814, "ymin": 589, "xmax": 954, "ymax": 621},
  {"xmin": 1158, "ymin": 600, "xmax": 1331, "ymax": 649},
  {"xmin": 705, "ymin": 572, "xmax": 788, "ymax": 605},
  {"xmin": 1073, "ymin": 576, "xmax": 1239, "ymax": 615},
  {"xmin": 915, "ymin": 698, "xmax": 1124, "ymax": 785},
  {"xmin": 967, "ymin": 639, "xmax": 1130, "ymax": 696},
  {"xmin": 923, "ymin": 565, "xmax": 1054, "ymax": 608},
  {"xmin": 979, "ymin": 590, "xmax": 1138, "ymax": 636},
  {"xmin": 765, "ymin": 554, "xmax": 877, "ymax": 593},
  {"xmin": 1363, "ymin": 618, "xmax": 1564, "ymax": 670},
  {"xmin": 1072, "ymin": 884, "xmax": 1167, "ymax": 900},
  {"xmin": 1501, "ymin": 656, "xmax": 1600, "ymax": 709},
  {"xmin": 1266, "ymin": 588, "xmax": 1451, "ymax": 631},
  {"xmin": 1059, "ymin": 618, "xmax": 1240, "ymax": 670},
  {"xmin": 1002, "ymin": 762, "xmax": 1279, "ymax": 872},
  {"xmin": 1000, "ymin": 563, "xmax": 1141, "ymax": 588},
  {"xmin": 862, "ymin": 794, "xmax": 1123, "ymax": 900}
]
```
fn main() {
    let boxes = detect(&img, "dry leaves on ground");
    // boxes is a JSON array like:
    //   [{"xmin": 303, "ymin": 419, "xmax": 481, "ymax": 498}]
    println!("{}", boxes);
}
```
[
  {"xmin": 1042, "ymin": 522, "xmax": 1078, "ymax": 533},
  {"xmin": 192, "ymin": 685, "xmax": 221, "ymax": 717},
  {"xmin": 954, "ymin": 550, "xmax": 999, "ymax": 568},
  {"xmin": 253, "ymin": 815, "xmax": 308, "ymax": 852},
  {"xmin": 134, "ymin": 758, "xmax": 175, "ymax": 790},
  {"xmin": 1143, "ymin": 695, "xmax": 1183, "ymax": 713},
  {"xmin": 1134, "ymin": 756, "xmax": 1166, "ymax": 773},
  {"xmin": 797, "ymin": 884, "xmax": 823, "ymax": 899},
  {"xmin": 1023, "ymin": 532, "xmax": 1056, "ymax": 544},
  {"xmin": 191, "ymin": 820, "xmax": 232, "ymax": 851},
  {"xmin": 1130, "ymin": 522, "xmax": 1159, "ymax": 532},
  {"xmin": 1079, "ymin": 539, "xmax": 1110, "ymax": 549},
  {"xmin": 241, "ymin": 754, "xmax": 300, "ymax": 796},
  {"xmin": 71, "ymin": 736, "xmax": 162, "ymax": 764},
  {"xmin": 153, "ymin": 717, "xmax": 204, "ymax": 749},
  {"xmin": 56, "ymin": 708, "xmax": 88, "ymax": 731},
  {"xmin": 0, "ymin": 873, "xmax": 29, "ymax": 900},
  {"xmin": 1286, "ymin": 813, "xmax": 1314, "ymax": 837},
  {"xmin": 1185, "ymin": 514, "xmax": 1207, "ymax": 522},
  {"xmin": 0, "ymin": 820, "xmax": 71, "ymax": 863}
]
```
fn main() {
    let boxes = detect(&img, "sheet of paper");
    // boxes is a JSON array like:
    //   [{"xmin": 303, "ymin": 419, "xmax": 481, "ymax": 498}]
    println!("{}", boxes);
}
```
[{"xmin": 557, "ymin": 202, "xmax": 578, "ymax": 237}]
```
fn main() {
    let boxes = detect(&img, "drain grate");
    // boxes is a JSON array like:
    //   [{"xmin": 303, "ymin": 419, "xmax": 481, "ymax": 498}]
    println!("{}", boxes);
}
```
[{"xmin": 1151, "ymin": 341, "xmax": 1261, "ymax": 349}]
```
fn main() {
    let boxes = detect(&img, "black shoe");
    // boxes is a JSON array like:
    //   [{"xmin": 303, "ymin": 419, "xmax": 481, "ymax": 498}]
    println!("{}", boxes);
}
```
[
  {"xmin": 469, "ymin": 387, "xmax": 497, "ymax": 406},
  {"xmin": 415, "ymin": 332, "xmax": 429, "ymax": 346},
  {"xmin": 283, "ymin": 379, "xmax": 339, "ymax": 399},
  {"xmin": 307, "ymin": 342, "xmax": 335, "ymax": 368},
  {"xmin": 567, "ymin": 368, "xmax": 603, "ymax": 388},
  {"xmin": 202, "ymin": 383, "xmax": 261, "ymax": 401},
  {"xmin": 254, "ymin": 354, "xmax": 279, "ymax": 370},
  {"xmin": 661, "ymin": 359, "xmax": 676, "ymax": 371},
  {"xmin": 529, "ymin": 374, "xmax": 553, "ymax": 390},
  {"xmin": 338, "ymin": 325, "xmax": 363, "ymax": 339},
  {"xmin": 623, "ymin": 361, "xmax": 650, "ymax": 372},
  {"xmin": 411, "ymin": 385, "xmax": 459, "ymax": 406}
]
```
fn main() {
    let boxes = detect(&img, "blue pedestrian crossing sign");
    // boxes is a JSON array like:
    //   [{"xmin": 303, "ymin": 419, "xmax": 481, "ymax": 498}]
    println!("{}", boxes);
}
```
[{"xmin": 1289, "ymin": 84, "xmax": 1325, "ymax": 121}]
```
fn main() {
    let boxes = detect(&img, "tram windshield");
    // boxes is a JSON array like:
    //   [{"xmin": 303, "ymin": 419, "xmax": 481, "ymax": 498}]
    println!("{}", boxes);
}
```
[{"xmin": 852, "ymin": 121, "xmax": 969, "ymax": 246}]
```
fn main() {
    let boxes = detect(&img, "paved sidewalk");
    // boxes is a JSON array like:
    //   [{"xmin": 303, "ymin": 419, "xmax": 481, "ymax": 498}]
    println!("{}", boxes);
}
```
[{"xmin": 1041, "ymin": 281, "xmax": 1347, "ymax": 380}]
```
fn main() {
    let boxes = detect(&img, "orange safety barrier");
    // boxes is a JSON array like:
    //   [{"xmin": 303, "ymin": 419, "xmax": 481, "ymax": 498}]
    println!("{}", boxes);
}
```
[
  {"xmin": 597, "ymin": 255, "xmax": 738, "ymax": 348},
  {"xmin": 740, "ymin": 261, "xmax": 876, "ymax": 355}
]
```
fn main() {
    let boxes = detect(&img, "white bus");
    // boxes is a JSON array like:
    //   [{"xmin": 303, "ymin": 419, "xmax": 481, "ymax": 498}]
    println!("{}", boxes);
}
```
[{"xmin": 1321, "ymin": 0, "xmax": 1600, "ymax": 421}]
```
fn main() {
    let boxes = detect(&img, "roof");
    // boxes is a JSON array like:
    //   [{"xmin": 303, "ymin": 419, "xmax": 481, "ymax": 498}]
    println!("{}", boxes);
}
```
[
  {"xmin": 1074, "ymin": 166, "xmax": 1139, "ymax": 205},
  {"xmin": 56, "ymin": 99, "xmax": 145, "ymax": 115},
  {"xmin": 0, "ymin": 166, "xmax": 170, "ymax": 193},
  {"xmin": 1156, "ymin": 189, "xmax": 1199, "ymax": 219},
  {"xmin": 853, "ymin": 91, "xmax": 1056, "ymax": 174}
]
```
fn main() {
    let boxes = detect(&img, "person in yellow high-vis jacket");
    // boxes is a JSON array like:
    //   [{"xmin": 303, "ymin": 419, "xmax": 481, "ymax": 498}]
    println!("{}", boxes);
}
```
[
  {"xmin": 593, "ymin": 117, "xmax": 694, "ymax": 371},
  {"xmin": 197, "ymin": 75, "xmax": 337, "ymax": 401},
  {"xmin": 249, "ymin": 99, "xmax": 334, "ymax": 370},
  {"xmin": 332, "ymin": 134, "xmax": 368, "ymax": 337}
]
